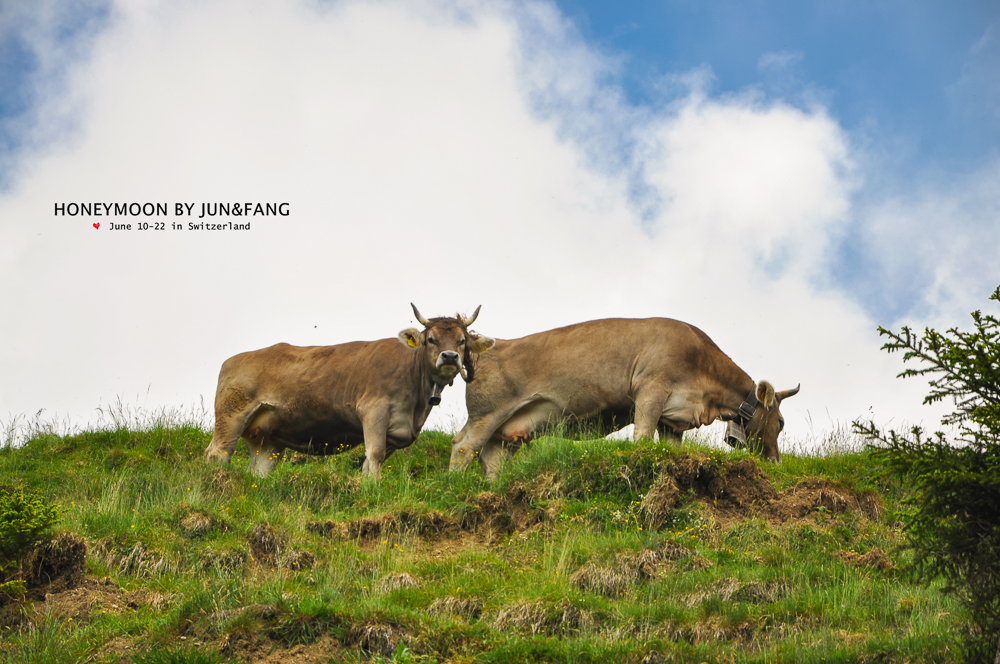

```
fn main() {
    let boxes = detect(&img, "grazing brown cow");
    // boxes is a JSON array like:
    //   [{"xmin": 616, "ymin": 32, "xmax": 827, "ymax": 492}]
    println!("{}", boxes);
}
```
[
  {"xmin": 205, "ymin": 305, "xmax": 495, "ymax": 477},
  {"xmin": 449, "ymin": 317, "xmax": 799, "ymax": 479}
]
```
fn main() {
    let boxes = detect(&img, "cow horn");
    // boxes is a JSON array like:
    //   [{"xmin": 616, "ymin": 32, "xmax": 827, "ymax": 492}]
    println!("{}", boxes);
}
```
[
  {"xmin": 461, "ymin": 305, "xmax": 482, "ymax": 327},
  {"xmin": 410, "ymin": 303, "xmax": 431, "ymax": 327},
  {"xmin": 776, "ymin": 384, "xmax": 801, "ymax": 402}
]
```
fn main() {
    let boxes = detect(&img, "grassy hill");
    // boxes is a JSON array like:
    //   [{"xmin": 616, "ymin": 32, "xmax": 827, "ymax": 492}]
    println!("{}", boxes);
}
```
[{"xmin": 0, "ymin": 422, "xmax": 961, "ymax": 663}]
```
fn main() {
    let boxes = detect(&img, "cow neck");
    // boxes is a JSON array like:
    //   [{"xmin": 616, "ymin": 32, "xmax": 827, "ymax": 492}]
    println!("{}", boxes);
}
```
[
  {"xmin": 412, "ymin": 343, "xmax": 450, "ymax": 409},
  {"xmin": 717, "ymin": 364, "xmax": 758, "ymax": 424}
]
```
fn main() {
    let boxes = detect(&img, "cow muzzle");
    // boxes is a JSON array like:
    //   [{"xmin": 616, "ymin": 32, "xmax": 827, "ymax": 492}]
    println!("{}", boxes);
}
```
[
  {"xmin": 438, "ymin": 350, "xmax": 460, "ymax": 366},
  {"xmin": 436, "ymin": 351, "xmax": 469, "ymax": 382}
]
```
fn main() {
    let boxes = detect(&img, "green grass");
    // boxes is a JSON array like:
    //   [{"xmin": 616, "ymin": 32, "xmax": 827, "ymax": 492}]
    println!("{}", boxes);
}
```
[{"xmin": 0, "ymin": 421, "xmax": 963, "ymax": 663}]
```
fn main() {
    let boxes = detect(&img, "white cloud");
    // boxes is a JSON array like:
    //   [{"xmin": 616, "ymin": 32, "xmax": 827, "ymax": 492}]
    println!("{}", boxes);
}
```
[
  {"xmin": 0, "ymin": 0, "xmax": 968, "ymax": 453},
  {"xmin": 845, "ymin": 159, "xmax": 1000, "ymax": 326}
]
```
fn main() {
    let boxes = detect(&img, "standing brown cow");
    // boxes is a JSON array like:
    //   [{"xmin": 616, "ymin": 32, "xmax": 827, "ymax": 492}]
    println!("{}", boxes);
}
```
[
  {"xmin": 449, "ymin": 317, "xmax": 798, "ymax": 479},
  {"xmin": 205, "ymin": 304, "xmax": 495, "ymax": 477}
]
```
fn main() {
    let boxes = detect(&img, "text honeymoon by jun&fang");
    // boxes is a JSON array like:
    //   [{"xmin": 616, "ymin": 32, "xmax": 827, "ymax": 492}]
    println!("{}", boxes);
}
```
[{"xmin": 54, "ymin": 202, "xmax": 290, "ymax": 218}]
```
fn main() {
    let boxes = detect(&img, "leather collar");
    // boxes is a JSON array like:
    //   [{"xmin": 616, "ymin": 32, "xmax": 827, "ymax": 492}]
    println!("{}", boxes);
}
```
[
  {"xmin": 726, "ymin": 384, "xmax": 759, "ymax": 448},
  {"xmin": 737, "ymin": 386, "xmax": 759, "ymax": 424}
]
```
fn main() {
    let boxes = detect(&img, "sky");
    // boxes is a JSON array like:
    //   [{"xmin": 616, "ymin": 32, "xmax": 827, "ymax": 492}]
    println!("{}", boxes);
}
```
[{"xmin": 1, "ymin": 0, "xmax": 998, "ymax": 451}]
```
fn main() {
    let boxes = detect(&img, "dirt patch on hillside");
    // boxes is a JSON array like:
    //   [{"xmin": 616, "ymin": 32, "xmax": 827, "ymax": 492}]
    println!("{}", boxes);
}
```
[
  {"xmin": 641, "ymin": 455, "xmax": 882, "ymax": 528},
  {"xmin": 221, "ymin": 633, "xmax": 342, "ymax": 663},
  {"xmin": 708, "ymin": 460, "xmax": 781, "ymax": 517},
  {"xmin": 307, "ymin": 509, "xmax": 455, "ymax": 541},
  {"xmin": 307, "ymin": 456, "xmax": 879, "ymax": 550},
  {"xmin": 247, "ymin": 522, "xmax": 283, "ymax": 565},
  {"xmin": 307, "ymin": 489, "xmax": 547, "ymax": 548},
  {"xmin": 461, "ymin": 489, "xmax": 547, "ymax": 538},
  {"xmin": 766, "ymin": 478, "xmax": 882, "ymax": 524},
  {"xmin": 22, "ymin": 531, "xmax": 88, "ymax": 601},
  {"xmin": 212, "ymin": 616, "xmax": 405, "ymax": 662},
  {"xmin": 11, "ymin": 531, "xmax": 173, "ymax": 631},
  {"xmin": 29, "ymin": 575, "xmax": 173, "ymax": 624},
  {"xmin": 0, "ymin": 532, "xmax": 94, "ymax": 629}
]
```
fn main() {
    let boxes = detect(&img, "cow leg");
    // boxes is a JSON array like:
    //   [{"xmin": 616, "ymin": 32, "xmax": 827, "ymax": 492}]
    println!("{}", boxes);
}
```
[
  {"xmin": 205, "ymin": 426, "xmax": 240, "ymax": 465},
  {"xmin": 360, "ymin": 414, "xmax": 390, "ymax": 479},
  {"xmin": 352, "ymin": 443, "xmax": 395, "ymax": 470},
  {"xmin": 454, "ymin": 399, "xmax": 550, "ymax": 474},
  {"xmin": 245, "ymin": 436, "xmax": 284, "ymax": 477},
  {"xmin": 449, "ymin": 427, "xmax": 473, "ymax": 470},
  {"xmin": 450, "ymin": 416, "xmax": 507, "ymax": 472},
  {"xmin": 362, "ymin": 446, "xmax": 399, "ymax": 473},
  {"xmin": 478, "ymin": 435, "xmax": 523, "ymax": 481},
  {"xmin": 205, "ymin": 400, "xmax": 273, "ymax": 464},
  {"xmin": 633, "ymin": 395, "xmax": 668, "ymax": 440}
]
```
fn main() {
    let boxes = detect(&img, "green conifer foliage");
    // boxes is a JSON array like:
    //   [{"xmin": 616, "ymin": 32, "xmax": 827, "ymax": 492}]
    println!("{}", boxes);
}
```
[
  {"xmin": 856, "ymin": 285, "xmax": 1000, "ymax": 663},
  {"xmin": 0, "ymin": 486, "xmax": 61, "ymax": 602}
]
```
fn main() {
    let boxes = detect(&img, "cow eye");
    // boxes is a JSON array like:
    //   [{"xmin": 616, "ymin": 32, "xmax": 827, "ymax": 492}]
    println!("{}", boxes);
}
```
[
  {"xmin": 778, "ymin": 419, "xmax": 785, "ymax": 432},
  {"xmin": 458, "ymin": 338, "xmax": 466, "ymax": 345},
  {"xmin": 428, "ymin": 337, "xmax": 437, "ymax": 345}
]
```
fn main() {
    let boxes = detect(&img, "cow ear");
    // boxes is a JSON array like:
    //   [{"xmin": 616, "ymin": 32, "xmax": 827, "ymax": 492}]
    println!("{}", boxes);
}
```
[
  {"xmin": 398, "ymin": 328, "xmax": 425, "ymax": 348},
  {"xmin": 756, "ymin": 381, "xmax": 777, "ymax": 409},
  {"xmin": 468, "ymin": 333, "xmax": 495, "ymax": 355}
]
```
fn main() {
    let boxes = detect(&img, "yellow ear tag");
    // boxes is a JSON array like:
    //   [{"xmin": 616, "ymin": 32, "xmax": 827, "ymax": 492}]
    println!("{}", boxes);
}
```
[{"xmin": 407, "ymin": 338, "xmax": 416, "ymax": 347}]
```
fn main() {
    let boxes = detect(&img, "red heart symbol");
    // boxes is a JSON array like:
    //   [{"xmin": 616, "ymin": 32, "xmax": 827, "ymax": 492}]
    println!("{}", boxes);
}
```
[{"xmin": 93, "ymin": 223, "xmax": 100, "ymax": 229}]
